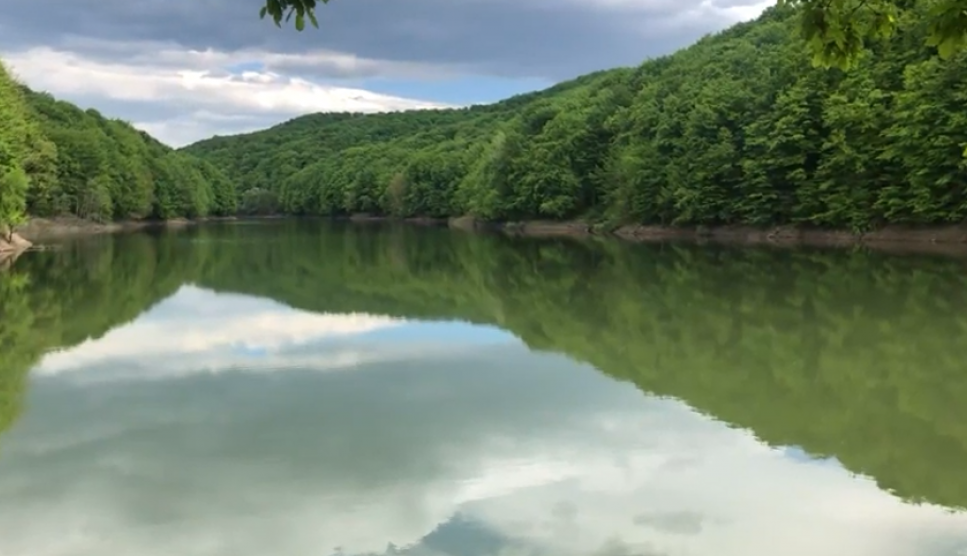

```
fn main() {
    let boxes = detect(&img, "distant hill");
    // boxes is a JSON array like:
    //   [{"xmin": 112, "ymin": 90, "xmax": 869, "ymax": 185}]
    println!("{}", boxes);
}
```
[{"xmin": 181, "ymin": 3, "xmax": 967, "ymax": 230}]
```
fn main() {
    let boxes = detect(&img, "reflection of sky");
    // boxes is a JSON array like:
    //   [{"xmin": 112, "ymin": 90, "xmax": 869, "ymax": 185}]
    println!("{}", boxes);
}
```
[
  {"xmin": 1, "ymin": 286, "xmax": 966, "ymax": 556},
  {"xmin": 354, "ymin": 321, "xmax": 516, "ymax": 345},
  {"xmin": 33, "ymin": 285, "xmax": 519, "ymax": 383},
  {"xmin": 780, "ymin": 445, "xmax": 841, "ymax": 467}
]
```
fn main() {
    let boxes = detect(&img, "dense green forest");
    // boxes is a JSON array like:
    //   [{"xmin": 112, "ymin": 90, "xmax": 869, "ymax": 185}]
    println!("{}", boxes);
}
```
[
  {"xmin": 7, "ymin": 1, "xmax": 966, "ymax": 234},
  {"xmin": 3, "ymin": 221, "xmax": 967, "ymax": 509},
  {"xmin": 187, "ymin": 3, "xmax": 967, "ymax": 232},
  {"xmin": 0, "ymin": 61, "xmax": 236, "ymax": 235},
  {"xmin": 0, "ymin": 63, "xmax": 38, "ymax": 235}
]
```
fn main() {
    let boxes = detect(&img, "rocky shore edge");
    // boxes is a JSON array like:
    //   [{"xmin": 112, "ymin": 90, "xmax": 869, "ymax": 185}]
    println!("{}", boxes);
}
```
[{"xmin": 0, "ymin": 231, "xmax": 32, "ymax": 268}]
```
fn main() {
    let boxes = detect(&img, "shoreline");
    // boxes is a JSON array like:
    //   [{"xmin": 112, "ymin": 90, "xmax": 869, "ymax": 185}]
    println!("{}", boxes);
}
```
[
  {"xmin": 9, "ymin": 214, "xmax": 967, "ymax": 258},
  {"xmin": 12, "ymin": 215, "xmax": 243, "ymax": 242},
  {"xmin": 450, "ymin": 217, "xmax": 967, "ymax": 257},
  {"xmin": 0, "ymin": 232, "xmax": 32, "ymax": 269},
  {"xmin": 329, "ymin": 214, "xmax": 967, "ymax": 256}
]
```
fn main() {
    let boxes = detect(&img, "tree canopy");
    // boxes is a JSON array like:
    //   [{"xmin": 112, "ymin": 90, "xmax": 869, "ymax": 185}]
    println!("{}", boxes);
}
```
[
  {"xmin": 191, "ymin": 2, "xmax": 967, "ymax": 232},
  {"xmin": 0, "ymin": 63, "xmax": 37, "ymax": 236},
  {"xmin": 259, "ymin": 0, "xmax": 967, "ymax": 68},
  {"xmin": 0, "ymin": 62, "xmax": 236, "ymax": 233},
  {"xmin": 3, "ymin": 0, "xmax": 966, "ymax": 234}
]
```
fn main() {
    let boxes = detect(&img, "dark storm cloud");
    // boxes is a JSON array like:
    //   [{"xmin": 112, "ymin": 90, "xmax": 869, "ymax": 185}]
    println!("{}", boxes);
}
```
[{"xmin": 0, "ymin": 0, "xmax": 767, "ymax": 80}]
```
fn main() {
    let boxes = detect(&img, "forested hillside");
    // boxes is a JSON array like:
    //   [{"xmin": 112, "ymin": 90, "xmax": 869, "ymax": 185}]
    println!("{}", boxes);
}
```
[
  {"xmin": 0, "ymin": 61, "xmax": 236, "ymax": 236},
  {"xmin": 0, "ymin": 63, "xmax": 39, "ymax": 235},
  {"xmin": 185, "ymin": 3, "xmax": 967, "ymax": 231},
  {"xmin": 5, "ymin": 1, "xmax": 966, "ymax": 235}
]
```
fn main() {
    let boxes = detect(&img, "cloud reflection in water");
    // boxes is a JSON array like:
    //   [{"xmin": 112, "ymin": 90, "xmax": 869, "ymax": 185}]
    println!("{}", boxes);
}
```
[{"xmin": 0, "ymin": 285, "xmax": 965, "ymax": 556}]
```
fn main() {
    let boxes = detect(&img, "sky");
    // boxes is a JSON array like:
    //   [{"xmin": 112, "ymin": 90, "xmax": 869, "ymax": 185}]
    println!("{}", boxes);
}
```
[
  {"xmin": 0, "ymin": 0, "xmax": 772, "ymax": 147},
  {"xmin": 2, "ymin": 285, "xmax": 967, "ymax": 555}
]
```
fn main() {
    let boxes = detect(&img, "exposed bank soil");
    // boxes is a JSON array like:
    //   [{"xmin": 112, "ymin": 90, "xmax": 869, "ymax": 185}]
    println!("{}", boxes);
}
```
[
  {"xmin": 13, "ymin": 216, "xmax": 240, "ymax": 242},
  {"xmin": 448, "ymin": 217, "xmax": 967, "ymax": 256},
  {"xmin": 0, "ymin": 232, "xmax": 32, "ymax": 268},
  {"xmin": 348, "ymin": 214, "xmax": 447, "ymax": 226},
  {"xmin": 7, "ymin": 214, "xmax": 967, "ymax": 258},
  {"xmin": 614, "ymin": 224, "xmax": 967, "ymax": 256},
  {"xmin": 16, "ymin": 216, "xmax": 157, "ymax": 242}
]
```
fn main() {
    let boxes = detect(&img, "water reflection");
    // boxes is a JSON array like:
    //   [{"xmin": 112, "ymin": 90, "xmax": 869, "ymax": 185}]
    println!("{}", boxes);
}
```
[
  {"xmin": 3, "ymin": 221, "xmax": 967, "ymax": 555},
  {"xmin": 2, "ymin": 284, "xmax": 967, "ymax": 555},
  {"xmin": 34, "ymin": 285, "xmax": 511, "ymax": 381}
]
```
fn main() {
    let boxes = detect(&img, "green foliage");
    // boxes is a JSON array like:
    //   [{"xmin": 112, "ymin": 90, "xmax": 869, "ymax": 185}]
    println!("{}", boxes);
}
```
[
  {"xmin": 0, "ymin": 167, "xmax": 29, "ymax": 236},
  {"xmin": 783, "ymin": 0, "xmax": 902, "ymax": 68},
  {"xmin": 22, "ymin": 90, "xmax": 238, "ymax": 222},
  {"xmin": 0, "ymin": 62, "xmax": 35, "ymax": 233},
  {"xmin": 0, "ymin": 61, "xmax": 236, "ymax": 226},
  {"xmin": 240, "ymin": 187, "xmax": 280, "ymax": 215},
  {"xmin": 192, "ymin": 4, "xmax": 967, "ymax": 230},
  {"xmin": 260, "ymin": 0, "xmax": 325, "ymax": 30}
]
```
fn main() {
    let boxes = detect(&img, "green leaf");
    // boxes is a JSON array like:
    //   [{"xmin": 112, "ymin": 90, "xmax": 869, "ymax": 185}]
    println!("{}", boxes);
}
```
[
  {"xmin": 295, "ymin": 12, "xmax": 305, "ymax": 31},
  {"xmin": 937, "ymin": 37, "xmax": 958, "ymax": 58},
  {"xmin": 268, "ymin": 0, "xmax": 283, "ymax": 20}
]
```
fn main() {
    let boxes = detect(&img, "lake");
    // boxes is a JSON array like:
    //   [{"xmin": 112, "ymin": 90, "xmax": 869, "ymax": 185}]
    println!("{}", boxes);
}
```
[{"xmin": 1, "ymin": 220, "xmax": 967, "ymax": 556}]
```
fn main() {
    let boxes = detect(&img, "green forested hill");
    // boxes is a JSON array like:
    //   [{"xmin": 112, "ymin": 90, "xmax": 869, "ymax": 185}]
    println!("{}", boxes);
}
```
[
  {"xmin": 184, "ymin": 4, "xmax": 967, "ymax": 231},
  {"xmin": 5, "ymin": 2, "xmax": 967, "ymax": 234},
  {"xmin": 0, "ymin": 62, "xmax": 236, "ymax": 234},
  {"xmin": 0, "ymin": 63, "xmax": 40, "ymax": 234}
]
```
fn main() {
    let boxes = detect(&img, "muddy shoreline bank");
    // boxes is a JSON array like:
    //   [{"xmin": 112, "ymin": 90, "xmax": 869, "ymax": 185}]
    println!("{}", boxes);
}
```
[{"xmin": 9, "ymin": 214, "xmax": 967, "ymax": 258}]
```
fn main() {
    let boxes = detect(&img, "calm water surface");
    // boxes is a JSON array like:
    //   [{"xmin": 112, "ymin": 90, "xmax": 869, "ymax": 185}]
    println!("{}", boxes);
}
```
[{"xmin": 1, "ymin": 220, "xmax": 967, "ymax": 555}]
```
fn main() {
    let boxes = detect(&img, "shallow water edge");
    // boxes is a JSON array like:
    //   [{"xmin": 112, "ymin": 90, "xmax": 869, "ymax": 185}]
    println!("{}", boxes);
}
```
[
  {"xmin": 338, "ymin": 215, "xmax": 967, "ymax": 257},
  {"xmin": 10, "ymin": 214, "xmax": 967, "ymax": 257}
]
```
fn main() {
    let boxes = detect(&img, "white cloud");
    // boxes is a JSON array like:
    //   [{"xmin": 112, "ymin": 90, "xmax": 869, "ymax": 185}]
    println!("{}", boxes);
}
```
[
  {"xmin": 34, "ymin": 285, "xmax": 409, "ymax": 377},
  {"xmin": 31, "ymin": 285, "xmax": 517, "ymax": 383},
  {"xmin": 4, "ymin": 285, "xmax": 967, "ymax": 555},
  {"xmin": 526, "ymin": 0, "xmax": 771, "ymax": 25},
  {"xmin": 0, "ymin": 0, "xmax": 776, "ymax": 147},
  {"xmin": 2, "ymin": 377, "xmax": 967, "ymax": 556},
  {"xmin": 132, "ymin": 111, "xmax": 273, "ymax": 148},
  {"xmin": 0, "ymin": 0, "xmax": 780, "ymax": 146},
  {"xmin": 701, "ymin": 0, "xmax": 775, "ymax": 24},
  {"xmin": 0, "ymin": 0, "xmax": 776, "ymax": 146},
  {"xmin": 3, "ymin": 45, "xmax": 453, "ymax": 146},
  {"xmin": 6, "ymin": 46, "xmax": 448, "ymax": 112}
]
